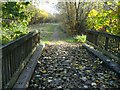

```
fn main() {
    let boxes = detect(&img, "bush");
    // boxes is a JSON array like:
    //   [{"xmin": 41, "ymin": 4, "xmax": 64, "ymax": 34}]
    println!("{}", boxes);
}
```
[
  {"xmin": 2, "ymin": 2, "xmax": 30, "ymax": 45},
  {"xmin": 74, "ymin": 34, "xmax": 86, "ymax": 43},
  {"xmin": 2, "ymin": 23, "xmax": 28, "ymax": 45}
]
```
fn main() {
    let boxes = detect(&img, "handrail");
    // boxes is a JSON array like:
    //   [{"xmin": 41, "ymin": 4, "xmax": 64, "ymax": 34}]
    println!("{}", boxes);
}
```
[
  {"xmin": 2, "ymin": 32, "xmax": 38, "ymax": 56},
  {"xmin": 84, "ymin": 30, "xmax": 120, "ymax": 60},
  {"xmin": 84, "ymin": 30, "xmax": 120, "ymax": 40},
  {"xmin": 1, "ymin": 30, "xmax": 40, "ymax": 89}
]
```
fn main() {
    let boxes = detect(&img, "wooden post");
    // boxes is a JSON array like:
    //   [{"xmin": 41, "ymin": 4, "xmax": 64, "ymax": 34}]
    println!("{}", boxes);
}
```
[
  {"xmin": 0, "ymin": 47, "xmax": 2, "ymax": 89},
  {"xmin": 105, "ymin": 37, "xmax": 109, "ymax": 51},
  {"xmin": 94, "ymin": 34, "xmax": 98, "ymax": 45}
]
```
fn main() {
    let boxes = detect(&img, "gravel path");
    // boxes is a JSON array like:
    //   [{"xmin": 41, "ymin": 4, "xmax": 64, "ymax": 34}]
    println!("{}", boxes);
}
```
[{"xmin": 29, "ymin": 43, "xmax": 120, "ymax": 89}]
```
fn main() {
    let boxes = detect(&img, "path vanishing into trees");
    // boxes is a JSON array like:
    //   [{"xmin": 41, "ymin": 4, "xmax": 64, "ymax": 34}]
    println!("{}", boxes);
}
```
[
  {"xmin": 28, "ymin": 24, "xmax": 120, "ymax": 89},
  {"xmin": 2, "ymin": 1, "xmax": 120, "ymax": 89},
  {"xmin": 29, "ymin": 23, "xmax": 72, "ymax": 44}
]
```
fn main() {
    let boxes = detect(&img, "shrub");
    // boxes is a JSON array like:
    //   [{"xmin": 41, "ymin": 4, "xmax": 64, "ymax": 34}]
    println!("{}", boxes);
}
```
[
  {"xmin": 74, "ymin": 34, "xmax": 86, "ymax": 43},
  {"xmin": 2, "ymin": 23, "xmax": 28, "ymax": 45}
]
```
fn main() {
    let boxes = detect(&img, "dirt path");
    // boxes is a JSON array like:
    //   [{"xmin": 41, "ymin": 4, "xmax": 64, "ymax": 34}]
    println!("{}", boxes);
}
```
[
  {"xmin": 50, "ymin": 25, "xmax": 69, "ymax": 44},
  {"xmin": 29, "ymin": 23, "xmax": 73, "ymax": 44},
  {"xmin": 52, "ymin": 25, "xmax": 68, "ymax": 41},
  {"xmin": 52, "ymin": 26, "xmax": 60, "ymax": 41}
]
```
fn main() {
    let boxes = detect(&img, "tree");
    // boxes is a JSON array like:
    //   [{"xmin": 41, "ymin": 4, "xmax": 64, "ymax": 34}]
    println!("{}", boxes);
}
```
[
  {"xmin": 2, "ymin": 2, "xmax": 30, "ymax": 44},
  {"xmin": 57, "ymin": 0, "xmax": 119, "ymax": 36},
  {"xmin": 87, "ymin": 1, "xmax": 120, "ymax": 36},
  {"xmin": 57, "ymin": 0, "xmax": 93, "ymax": 35}
]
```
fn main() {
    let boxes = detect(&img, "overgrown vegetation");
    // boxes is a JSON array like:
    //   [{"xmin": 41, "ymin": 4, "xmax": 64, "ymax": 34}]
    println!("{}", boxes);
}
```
[
  {"xmin": 74, "ymin": 35, "xmax": 86, "ymax": 43},
  {"xmin": 87, "ymin": 1, "xmax": 120, "ymax": 36},
  {"xmin": 1, "ymin": 1, "xmax": 119, "ymax": 45},
  {"xmin": 1, "ymin": 2, "xmax": 58, "ymax": 45},
  {"xmin": 2, "ymin": 2, "xmax": 30, "ymax": 44},
  {"xmin": 57, "ymin": 1, "xmax": 120, "ymax": 36},
  {"xmin": 29, "ymin": 23, "xmax": 57, "ymax": 44}
]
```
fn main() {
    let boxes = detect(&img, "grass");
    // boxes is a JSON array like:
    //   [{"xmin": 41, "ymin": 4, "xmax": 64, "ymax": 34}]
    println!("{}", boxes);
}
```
[
  {"xmin": 29, "ymin": 23, "xmax": 85, "ymax": 44},
  {"xmin": 29, "ymin": 23, "xmax": 57, "ymax": 44},
  {"xmin": 56, "ymin": 26, "xmax": 76, "ymax": 43},
  {"xmin": 64, "ymin": 37, "xmax": 75, "ymax": 43}
]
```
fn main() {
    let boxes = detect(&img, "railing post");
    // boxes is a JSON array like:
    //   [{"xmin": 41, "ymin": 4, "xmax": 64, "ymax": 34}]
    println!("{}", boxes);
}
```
[
  {"xmin": 0, "ymin": 48, "xmax": 2, "ymax": 89},
  {"xmin": 105, "ymin": 37, "xmax": 109, "ymax": 51},
  {"xmin": 38, "ymin": 31, "xmax": 40, "ymax": 44},
  {"xmin": 87, "ymin": 31, "xmax": 94, "ymax": 43},
  {"xmin": 94, "ymin": 34, "xmax": 98, "ymax": 45}
]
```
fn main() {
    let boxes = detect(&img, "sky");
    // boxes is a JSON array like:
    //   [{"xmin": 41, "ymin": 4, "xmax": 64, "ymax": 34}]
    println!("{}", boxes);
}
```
[
  {"xmin": 32, "ymin": 0, "xmax": 118, "ymax": 15},
  {"xmin": 32, "ymin": 0, "xmax": 59, "ymax": 15}
]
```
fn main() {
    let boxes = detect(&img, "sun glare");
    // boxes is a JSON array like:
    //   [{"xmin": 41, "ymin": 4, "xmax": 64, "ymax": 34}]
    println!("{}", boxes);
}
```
[{"xmin": 32, "ymin": 0, "xmax": 58, "ymax": 15}]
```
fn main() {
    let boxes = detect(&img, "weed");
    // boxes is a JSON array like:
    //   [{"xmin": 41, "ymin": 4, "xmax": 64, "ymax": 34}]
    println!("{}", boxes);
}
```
[{"xmin": 74, "ymin": 34, "xmax": 86, "ymax": 43}]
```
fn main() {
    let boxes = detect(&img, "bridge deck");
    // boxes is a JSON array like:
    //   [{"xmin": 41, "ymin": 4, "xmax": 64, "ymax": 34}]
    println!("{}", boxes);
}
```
[{"xmin": 28, "ymin": 43, "xmax": 120, "ymax": 89}]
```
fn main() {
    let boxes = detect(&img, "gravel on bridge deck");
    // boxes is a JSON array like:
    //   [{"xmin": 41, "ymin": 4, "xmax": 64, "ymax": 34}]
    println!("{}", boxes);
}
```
[{"xmin": 28, "ymin": 43, "xmax": 120, "ymax": 89}]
